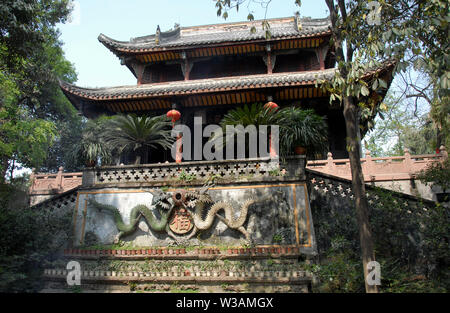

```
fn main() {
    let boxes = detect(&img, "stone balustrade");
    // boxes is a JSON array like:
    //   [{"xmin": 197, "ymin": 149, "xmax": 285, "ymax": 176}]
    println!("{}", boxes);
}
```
[
  {"xmin": 29, "ymin": 145, "xmax": 447, "ymax": 202},
  {"xmin": 82, "ymin": 156, "xmax": 306, "ymax": 187},
  {"xmin": 29, "ymin": 167, "xmax": 83, "ymax": 205},
  {"xmin": 306, "ymin": 146, "xmax": 447, "ymax": 182}
]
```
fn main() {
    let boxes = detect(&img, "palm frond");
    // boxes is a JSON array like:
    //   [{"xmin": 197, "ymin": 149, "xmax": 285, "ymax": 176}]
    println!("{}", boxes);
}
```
[{"xmin": 100, "ymin": 114, "xmax": 174, "ymax": 163}]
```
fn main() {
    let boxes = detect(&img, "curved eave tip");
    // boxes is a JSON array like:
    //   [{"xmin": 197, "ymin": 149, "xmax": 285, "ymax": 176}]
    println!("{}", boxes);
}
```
[
  {"xmin": 97, "ymin": 33, "xmax": 111, "ymax": 45},
  {"xmin": 58, "ymin": 79, "xmax": 73, "ymax": 90}
]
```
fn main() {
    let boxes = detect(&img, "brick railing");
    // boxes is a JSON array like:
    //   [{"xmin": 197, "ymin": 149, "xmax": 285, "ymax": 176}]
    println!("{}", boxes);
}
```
[
  {"xmin": 29, "ymin": 166, "xmax": 83, "ymax": 195},
  {"xmin": 306, "ymin": 146, "xmax": 448, "ymax": 182}
]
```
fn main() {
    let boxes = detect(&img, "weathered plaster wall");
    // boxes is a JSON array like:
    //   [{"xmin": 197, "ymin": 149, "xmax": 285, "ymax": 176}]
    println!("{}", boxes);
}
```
[
  {"xmin": 370, "ymin": 180, "xmax": 437, "ymax": 201},
  {"xmin": 72, "ymin": 183, "xmax": 316, "ymax": 255}
]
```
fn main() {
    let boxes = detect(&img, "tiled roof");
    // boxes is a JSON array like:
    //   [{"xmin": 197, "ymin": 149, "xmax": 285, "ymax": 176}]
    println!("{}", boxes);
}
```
[
  {"xmin": 98, "ymin": 16, "xmax": 331, "ymax": 54},
  {"xmin": 60, "ymin": 69, "xmax": 336, "ymax": 101}
]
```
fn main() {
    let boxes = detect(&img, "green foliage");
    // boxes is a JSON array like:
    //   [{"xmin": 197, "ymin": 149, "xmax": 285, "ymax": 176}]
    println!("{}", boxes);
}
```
[
  {"xmin": 311, "ymin": 186, "xmax": 449, "ymax": 292},
  {"xmin": 278, "ymin": 107, "xmax": 328, "ymax": 158},
  {"xmin": 0, "ymin": 181, "xmax": 73, "ymax": 292},
  {"xmin": 0, "ymin": 0, "xmax": 71, "ymax": 71},
  {"xmin": 417, "ymin": 158, "xmax": 450, "ymax": 193},
  {"xmin": 101, "ymin": 114, "xmax": 174, "ymax": 165},
  {"xmin": 309, "ymin": 245, "xmax": 365, "ymax": 293},
  {"xmin": 40, "ymin": 113, "xmax": 84, "ymax": 172},
  {"xmin": 215, "ymin": 103, "xmax": 328, "ymax": 158},
  {"xmin": 220, "ymin": 102, "xmax": 281, "ymax": 127},
  {"xmin": 178, "ymin": 170, "xmax": 196, "ymax": 182},
  {"xmin": 71, "ymin": 116, "xmax": 113, "ymax": 166},
  {"xmin": 0, "ymin": 1, "xmax": 79, "ymax": 178},
  {"xmin": 0, "ymin": 72, "xmax": 57, "ymax": 177},
  {"xmin": 272, "ymin": 234, "xmax": 282, "ymax": 243},
  {"xmin": 364, "ymin": 94, "xmax": 436, "ymax": 156}
]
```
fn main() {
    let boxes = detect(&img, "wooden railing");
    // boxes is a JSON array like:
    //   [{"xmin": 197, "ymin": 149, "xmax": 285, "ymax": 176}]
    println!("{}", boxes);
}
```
[{"xmin": 306, "ymin": 146, "xmax": 448, "ymax": 182}]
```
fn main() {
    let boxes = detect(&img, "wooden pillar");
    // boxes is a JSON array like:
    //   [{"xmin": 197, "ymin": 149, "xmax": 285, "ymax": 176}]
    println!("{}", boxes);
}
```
[
  {"xmin": 266, "ymin": 45, "xmax": 273, "ymax": 74},
  {"xmin": 181, "ymin": 52, "xmax": 193, "ymax": 81},
  {"xmin": 264, "ymin": 44, "xmax": 276, "ymax": 74},
  {"xmin": 131, "ymin": 62, "xmax": 145, "ymax": 85},
  {"xmin": 315, "ymin": 45, "xmax": 327, "ymax": 70}
]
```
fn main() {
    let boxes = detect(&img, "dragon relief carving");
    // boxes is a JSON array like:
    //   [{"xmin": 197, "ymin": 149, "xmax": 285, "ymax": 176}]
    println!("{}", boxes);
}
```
[
  {"xmin": 88, "ymin": 189, "xmax": 174, "ymax": 243},
  {"xmin": 87, "ymin": 184, "xmax": 257, "ymax": 243}
]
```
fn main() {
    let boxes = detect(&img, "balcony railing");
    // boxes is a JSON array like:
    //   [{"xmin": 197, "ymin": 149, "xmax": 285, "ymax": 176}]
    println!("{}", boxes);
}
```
[
  {"xmin": 29, "ymin": 166, "xmax": 83, "ymax": 195},
  {"xmin": 81, "ymin": 156, "xmax": 306, "ymax": 187},
  {"xmin": 29, "ymin": 145, "xmax": 447, "ymax": 196},
  {"xmin": 306, "ymin": 146, "xmax": 447, "ymax": 182}
]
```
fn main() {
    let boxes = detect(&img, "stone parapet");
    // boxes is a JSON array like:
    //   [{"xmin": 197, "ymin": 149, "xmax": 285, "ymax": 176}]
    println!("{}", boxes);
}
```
[
  {"xmin": 307, "ymin": 146, "xmax": 447, "ymax": 182},
  {"xmin": 29, "ymin": 167, "xmax": 82, "ymax": 205},
  {"xmin": 81, "ymin": 156, "xmax": 306, "ymax": 188}
]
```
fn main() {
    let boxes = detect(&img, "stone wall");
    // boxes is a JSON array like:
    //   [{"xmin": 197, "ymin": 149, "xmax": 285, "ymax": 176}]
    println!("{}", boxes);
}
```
[
  {"xmin": 72, "ymin": 182, "xmax": 316, "ymax": 255},
  {"xmin": 306, "ymin": 168, "xmax": 438, "ymax": 253},
  {"xmin": 36, "ymin": 157, "xmax": 315, "ymax": 293}
]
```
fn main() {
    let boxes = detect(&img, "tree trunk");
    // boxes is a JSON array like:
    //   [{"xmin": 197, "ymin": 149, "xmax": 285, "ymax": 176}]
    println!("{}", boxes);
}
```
[
  {"xmin": 134, "ymin": 146, "xmax": 148, "ymax": 165},
  {"xmin": 0, "ymin": 157, "xmax": 8, "ymax": 183},
  {"xmin": 134, "ymin": 154, "xmax": 141, "ymax": 165},
  {"xmin": 436, "ymin": 127, "xmax": 442, "ymax": 151},
  {"xmin": 343, "ymin": 96, "xmax": 378, "ymax": 293}
]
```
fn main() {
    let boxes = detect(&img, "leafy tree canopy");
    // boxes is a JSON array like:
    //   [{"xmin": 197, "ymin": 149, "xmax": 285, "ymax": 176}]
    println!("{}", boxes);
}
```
[{"xmin": 0, "ymin": 0, "xmax": 79, "ymax": 180}]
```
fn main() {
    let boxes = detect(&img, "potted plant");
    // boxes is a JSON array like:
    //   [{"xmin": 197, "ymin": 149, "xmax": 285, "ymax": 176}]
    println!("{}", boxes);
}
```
[
  {"xmin": 278, "ymin": 107, "xmax": 328, "ymax": 158},
  {"xmin": 214, "ymin": 103, "xmax": 328, "ymax": 159}
]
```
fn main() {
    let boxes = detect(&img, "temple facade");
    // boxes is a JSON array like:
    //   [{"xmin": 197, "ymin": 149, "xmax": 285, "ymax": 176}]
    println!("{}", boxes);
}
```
[
  {"xmin": 60, "ymin": 15, "xmax": 394, "ymax": 164},
  {"xmin": 35, "ymin": 16, "xmax": 438, "ymax": 293}
]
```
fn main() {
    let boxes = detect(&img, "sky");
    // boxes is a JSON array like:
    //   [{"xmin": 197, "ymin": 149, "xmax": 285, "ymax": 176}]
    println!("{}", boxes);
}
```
[{"xmin": 57, "ymin": 0, "xmax": 329, "ymax": 88}]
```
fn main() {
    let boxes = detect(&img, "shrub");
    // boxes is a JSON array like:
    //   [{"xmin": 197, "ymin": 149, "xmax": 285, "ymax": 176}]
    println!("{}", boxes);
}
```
[{"xmin": 0, "ymin": 180, "xmax": 73, "ymax": 292}]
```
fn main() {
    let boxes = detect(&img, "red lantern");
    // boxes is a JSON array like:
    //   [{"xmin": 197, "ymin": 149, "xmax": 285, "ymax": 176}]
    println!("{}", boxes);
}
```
[
  {"xmin": 167, "ymin": 109, "xmax": 182, "ymax": 163},
  {"xmin": 264, "ymin": 101, "xmax": 278, "ymax": 111},
  {"xmin": 264, "ymin": 101, "xmax": 278, "ymax": 158},
  {"xmin": 166, "ymin": 109, "xmax": 181, "ymax": 123}
]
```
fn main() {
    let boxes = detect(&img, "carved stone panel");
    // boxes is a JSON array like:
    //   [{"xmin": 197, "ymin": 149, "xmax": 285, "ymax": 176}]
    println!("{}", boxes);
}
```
[{"xmin": 73, "ymin": 183, "xmax": 316, "ymax": 254}]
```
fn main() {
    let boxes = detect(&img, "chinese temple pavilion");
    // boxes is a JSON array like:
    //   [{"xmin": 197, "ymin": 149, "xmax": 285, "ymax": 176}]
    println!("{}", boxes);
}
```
[
  {"xmin": 60, "ymin": 15, "xmax": 394, "ymax": 163},
  {"xmin": 38, "ymin": 16, "xmax": 430, "ymax": 294}
]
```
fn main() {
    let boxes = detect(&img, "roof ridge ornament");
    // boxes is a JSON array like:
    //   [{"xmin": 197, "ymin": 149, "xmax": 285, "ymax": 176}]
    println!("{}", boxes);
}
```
[
  {"xmin": 155, "ymin": 25, "xmax": 161, "ymax": 45},
  {"xmin": 294, "ymin": 12, "xmax": 302, "ymax": 31}
]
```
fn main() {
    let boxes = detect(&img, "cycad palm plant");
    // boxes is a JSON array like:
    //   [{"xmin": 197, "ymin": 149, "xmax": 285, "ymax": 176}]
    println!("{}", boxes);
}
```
[
  {"xmin": 101, "ymin": 114, "xmax": 174, "ymax": 164},
  {"xmin": 220, "ymin": 102, "xmax": 282, "ymax": 127},
  {"xmin": 212, "ymin": 103, "xmax": 328, "ymax": 159},
  {"xmin": 210, "ymin": 103, "xmax": 284, "ymax": 157}
]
